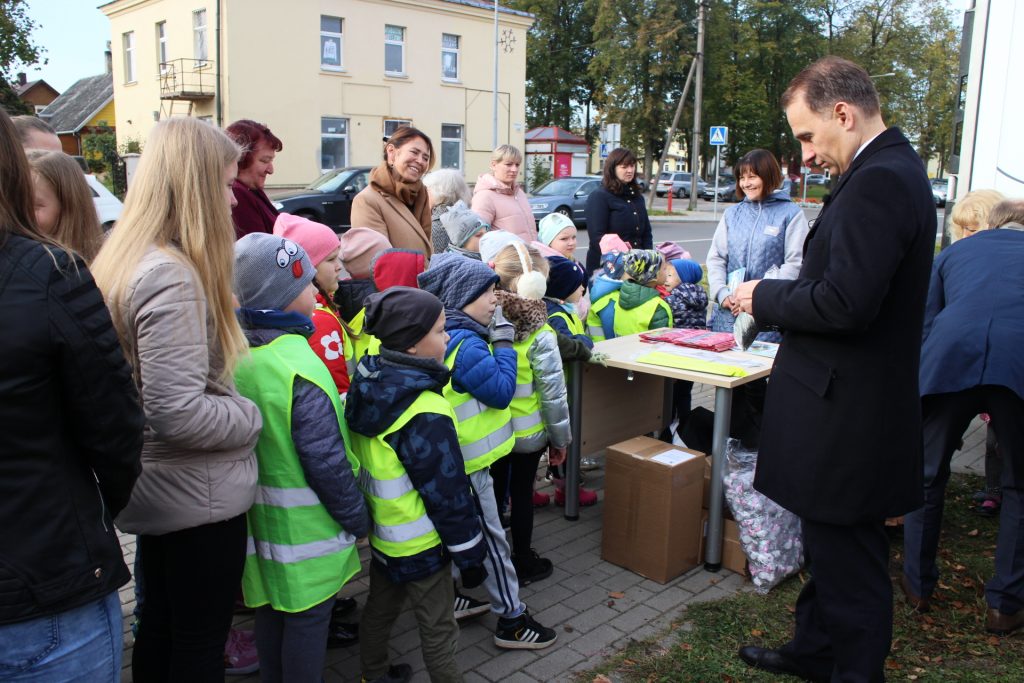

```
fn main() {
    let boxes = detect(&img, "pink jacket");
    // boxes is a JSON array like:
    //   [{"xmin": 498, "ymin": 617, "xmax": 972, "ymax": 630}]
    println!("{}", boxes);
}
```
[{"xmin": 471, "ymin": 173, "xmax": 537, "ymax": 242}]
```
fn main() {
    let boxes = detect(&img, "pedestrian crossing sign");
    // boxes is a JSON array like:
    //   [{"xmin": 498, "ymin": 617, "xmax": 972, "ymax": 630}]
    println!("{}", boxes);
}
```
[{"xmin": 709, "ymin": 126, "xmax": 728, "ymax": 146}]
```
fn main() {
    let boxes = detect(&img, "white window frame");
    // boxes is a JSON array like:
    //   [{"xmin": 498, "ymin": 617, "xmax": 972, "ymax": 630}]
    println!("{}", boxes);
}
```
[
  {"xmin": 440, "ymin": 124, "xmax": 464, "ymax": 170},
  {"xmin": 156, "ymin": 21, "xmax": 168, "ymax": 74},
  {"xmin": 384, "ymin": 25, "xmax": 405, "ymax": 76},
  {"xmin": 321, "ymin": 117, "xmax": 350, "ymax": 172},
  {"xmin": 383, "ymin": 119, "xmax": 412, "ymax": 138},
  {"xmin": 441, "ymin": 33, "xmax": 460, "ymax": 81},
  {"xmin": 122, "ymin": 31, "xmax": 136, "ymax": 84},
  {"xmin": 193, "ymin": 9, "xmax": 208, "ymax": 67},
  {"xmin": 320, "ymin": 15, "xmax": 343, "ymax": 71}
]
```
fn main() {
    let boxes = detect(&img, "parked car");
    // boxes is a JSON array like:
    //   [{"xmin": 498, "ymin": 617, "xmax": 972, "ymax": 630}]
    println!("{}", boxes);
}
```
[
  {"xmin": 85, "ymin": 174, "xmax": 123, "ymax": 231},
  {"xmin": 700, "ymin": 174, "xmax": 736, "ymax": 201},
  {"xmin": 656, "ymin": 172, "xmax": 708, "ymax": 198},
  {"xmin": 527, "ymin": 176, "xmax": 602, "ymax": 225},
  {"xmin": 269, "ymin": 166, "xmax": 373, "ymax": 233},
  {"xmin": 804, "ymin": 173, "xmax": 829, "ymax": 186},
  {"xmin": 931, "ymin": 178, "xmax": 948, "ymax": 207}
]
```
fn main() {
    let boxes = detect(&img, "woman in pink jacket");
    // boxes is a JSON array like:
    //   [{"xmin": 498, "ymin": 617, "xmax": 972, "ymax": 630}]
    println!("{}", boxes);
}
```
[{"xmin": 471, "ymin": 144, "xmax": 537, "ymax": 242}]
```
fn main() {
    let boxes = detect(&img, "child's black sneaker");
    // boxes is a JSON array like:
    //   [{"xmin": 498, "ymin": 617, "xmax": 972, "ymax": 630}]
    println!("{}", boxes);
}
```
[
  {"xmin": 494, "ymin": 610, "xmax": 557, "ymax": 650},
  {"xmin": 362, "ymin": 663, "xmax": 412, "ymax": 683},
  {"xmin": 512, "ymin": 549, "xmax": 553, "ymax": 586},
  {"xmin": 454, "ymin": 590, "xmax": 490, "ymax": 621}
]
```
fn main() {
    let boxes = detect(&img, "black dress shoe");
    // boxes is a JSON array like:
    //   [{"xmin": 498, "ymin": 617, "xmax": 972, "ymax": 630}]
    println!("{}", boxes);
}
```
[
  {"xmin": 326, "ymin": 620, "xmax": 359, "ymax": 648},
  {"xmin": 739, "ymin": 646, "xmax": 821, "ymax": 681},
  {"xmin": 332, "ymin": 596, "xmax": 357, "ymax": 618}
]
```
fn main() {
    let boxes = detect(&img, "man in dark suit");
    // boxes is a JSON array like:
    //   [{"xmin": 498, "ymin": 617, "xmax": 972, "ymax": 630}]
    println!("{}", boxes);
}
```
[{"xmin": 732, "ymin": 57, "xmax": 936, "ymax": 682}]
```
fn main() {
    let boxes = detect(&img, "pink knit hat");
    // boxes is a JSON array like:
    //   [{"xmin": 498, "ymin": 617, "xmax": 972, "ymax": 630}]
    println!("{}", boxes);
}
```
[
  {"xmin": 339, "ymin": 228, "xmax": 392, "ymax": 279},
  {"xmin": 273, "ymin": 213, "xmax": 340, "ymax": 266},
  {"xmin": 599, "ymin": 234, "xmax": 631, "ymax": 254}
]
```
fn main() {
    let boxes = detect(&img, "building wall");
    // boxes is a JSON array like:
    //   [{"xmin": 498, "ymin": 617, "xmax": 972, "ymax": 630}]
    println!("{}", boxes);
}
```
[{"xmin": 102, "ymin": 0, "xmax": 532, "ymax": 187}]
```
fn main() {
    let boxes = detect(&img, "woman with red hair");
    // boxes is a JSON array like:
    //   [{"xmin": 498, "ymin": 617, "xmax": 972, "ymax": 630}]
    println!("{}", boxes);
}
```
[{"xmin": 226, "ymin": 119, "xmax": 283, "ymax": 239}]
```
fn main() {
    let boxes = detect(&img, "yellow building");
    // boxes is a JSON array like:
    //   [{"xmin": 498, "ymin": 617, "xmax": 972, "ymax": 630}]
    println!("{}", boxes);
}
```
[{"xmin": 100, "ymin": 0, "xmax": 534, "ymax": 187}]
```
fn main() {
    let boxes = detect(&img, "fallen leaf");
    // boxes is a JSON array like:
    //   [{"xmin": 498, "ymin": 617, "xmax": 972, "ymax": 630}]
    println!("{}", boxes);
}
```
[
  {"xmin": 787, "ymin": 605, "xmax": 796, "ymax": 614},
  {"xmin": 592, "ymin": 675, "xmax": 612, "ymax": 683},
  {"xmin": 680, "ymin": 642, "xmax": 693, "ymax": 651},
  {"xmin": 967, "ymin": 529, "xmax": 980, "ymax": 537},
  {"xmin": 608, "ymin": 591, "xmax": 625, "ymax": 599},
  {"xmin": 952, "ymin": 601, "xmax": 964, "ymax": 608},
  {"xmin": 564, "ymin": 625, "xmax": 575, "ymax": 633},
  {"xmin": 908, "ymin": 676, "xmax": 918, "ymax": 681},
  {"xmin": 987, "ymin": 636, "xmax": 1001, "ymax": 646},
  {"xmin": 885, "ymin": 660, "xmax": 901, "ymax": 670},
  {"xmin": 952, "ymin": 563, "xmax": 967, "ymax": 572},
  {"xmin": 750, "ymin": 629, "xmax": 764, "ymax": 637}
]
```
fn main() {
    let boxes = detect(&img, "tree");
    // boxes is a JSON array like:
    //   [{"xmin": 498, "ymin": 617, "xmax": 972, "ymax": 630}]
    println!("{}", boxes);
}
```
[{"xmin": 1, "ymin": 0, "xmax": 46, "ymax": 114}]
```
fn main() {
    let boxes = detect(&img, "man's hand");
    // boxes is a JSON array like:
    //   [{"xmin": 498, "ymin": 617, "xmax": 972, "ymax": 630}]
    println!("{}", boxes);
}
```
[{"xmin": 732, "ymin": 279, "xmax": 761, "ymax": 314}]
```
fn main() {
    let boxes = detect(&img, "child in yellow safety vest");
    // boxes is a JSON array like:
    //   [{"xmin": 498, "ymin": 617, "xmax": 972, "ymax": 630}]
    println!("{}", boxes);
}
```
[
  {"xmin": 231, "ymin": 234, "xmax": 369, "ymax": 683},
  {"xmin": 586, "ymin": 248, "xmax": 674, "ymax": 341},
  {"xmin": 417, "ymin": 252, "xmax": 559, "ymax": 650},
  {"xmin": 345, "ymin": 287, "xmax": 489, "ymax": 682}
]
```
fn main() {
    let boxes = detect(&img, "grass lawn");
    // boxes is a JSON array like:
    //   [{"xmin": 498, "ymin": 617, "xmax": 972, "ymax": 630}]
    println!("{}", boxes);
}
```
[{"xmin": 580, "ymin": 473, "xmax": 1023, "ymax": 682}]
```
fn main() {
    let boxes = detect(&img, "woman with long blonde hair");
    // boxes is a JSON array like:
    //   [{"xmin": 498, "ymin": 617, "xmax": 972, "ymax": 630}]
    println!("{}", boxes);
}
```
[
  {"xmin": 26, "ymin": 149, "xmax": 104, "ymax": 262},
  {"xmin": 91, "ymin": 117, "xmax": 263, "ymax": 682},
  {"xmin": 0, "ymin": 109, "xmax": 143, "ymax": 680}
]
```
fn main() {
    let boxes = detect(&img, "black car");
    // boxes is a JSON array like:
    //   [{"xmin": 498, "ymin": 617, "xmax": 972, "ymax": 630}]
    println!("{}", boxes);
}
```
[{"xmin": 270, "ymin": 166, "xmax": 373, "ymax": 233}]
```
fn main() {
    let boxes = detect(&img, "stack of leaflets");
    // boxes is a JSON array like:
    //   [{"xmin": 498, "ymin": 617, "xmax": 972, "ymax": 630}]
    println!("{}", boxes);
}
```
[{"xmin": 639, "ymin": 329, "xmax": 736, "ymax": 352}]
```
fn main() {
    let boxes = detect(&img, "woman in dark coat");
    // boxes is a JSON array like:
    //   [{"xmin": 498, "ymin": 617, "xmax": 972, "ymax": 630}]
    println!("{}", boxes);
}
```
[
  {"xmin": 584, "ymin": 147, "xmax": 653, "ymax": 273},
  {"xmin": 226, "ymin": 119, "xmax": 283, "ymax": 239}
]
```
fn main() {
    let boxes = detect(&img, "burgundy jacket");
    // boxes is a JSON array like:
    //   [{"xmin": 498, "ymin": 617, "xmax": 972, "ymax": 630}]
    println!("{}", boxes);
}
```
[{"xmin": 231, "ymin": 179, "xmax": 278, "ymax": 239}]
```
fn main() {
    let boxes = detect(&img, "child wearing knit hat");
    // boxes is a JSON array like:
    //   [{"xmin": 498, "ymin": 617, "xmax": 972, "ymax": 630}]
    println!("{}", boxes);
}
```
[
  {"xmin": 344, "ymin": 286, "xmax": 489, "ymax": 683},
  {"xmin": 440, "ymin": 201, "xmax": 488, "ymax": 259},
  {"xmin": 417, "ymin": 253, "xmax": 558, "ymax": 650},
  {"xmin": 537, "ymin": 213, "xmax": 578, "ymax": 261},
  {"xmin": 586, "ymin": 248, "xmax": 673, "ymax": 341},
  {"xmin": 273, "ymin": 213, "xmax": 353, "ymax": 395},
  {"xmin": 334, "ymin": 227, "xmax": 391, "ymax": 323},
  {"xmin": 231, "ymin": 233, "xmax": 369, "ymax": 682}
]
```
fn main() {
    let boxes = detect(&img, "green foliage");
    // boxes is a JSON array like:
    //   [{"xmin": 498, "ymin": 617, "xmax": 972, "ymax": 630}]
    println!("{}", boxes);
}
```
[
  {"xmin": 119, "ymin": 134, "xmax": 144, "ymax": 155},
  {"xmin": 528, "ymin": 155, "xmax": 552, "ymax": 191},
  {"xmin": 0, "ymin": 0, "xmax": 46, "ymax": 80},
  {"xmin": 82, "ymin": 121, "xmax": 126, "ymax": 196},
  {"xmin": 0, "ymin": 75, "xmax": 31, "ymax": 114}
]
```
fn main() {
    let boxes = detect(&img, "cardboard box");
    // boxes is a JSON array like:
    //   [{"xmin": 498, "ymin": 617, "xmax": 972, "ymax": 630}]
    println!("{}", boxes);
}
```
[
  {"xmin": 601, "ymin": 436, "xmax": 705, "ymax": 583},
  {"xmin": 697, "ymin": 509, "xmax": 747, "ymax": 575}
]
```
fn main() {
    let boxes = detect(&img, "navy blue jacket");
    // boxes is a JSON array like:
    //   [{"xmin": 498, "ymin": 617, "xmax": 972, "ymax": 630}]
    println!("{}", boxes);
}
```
[
  {"xmin": 585, "ymin": 184, "xmax": 653, "ymax": 272},
  {"xmin": 920, "ymin": 227, "xmax": 1024, "ymax": 400},
  {"xmin": 345, "ymin": 350, "xmax": 486, "ymax": 582}
]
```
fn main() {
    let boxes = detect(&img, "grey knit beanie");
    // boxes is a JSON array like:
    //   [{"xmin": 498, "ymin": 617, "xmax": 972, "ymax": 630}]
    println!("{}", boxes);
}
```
[
  {"xmin": 417, "ymin": 252, "xmax": 498, "ymax": 310},
  {"xmin": 234, "ymin": 233, "xmax": 315, "ymax": 310},
  {"xmin": 440, "ymin": 200, "xmax": 488, "ymax": 248}
]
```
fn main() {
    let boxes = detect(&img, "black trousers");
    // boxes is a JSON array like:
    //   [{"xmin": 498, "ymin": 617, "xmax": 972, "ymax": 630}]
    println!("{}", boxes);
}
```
[
  {"xmin": 132, "ymin": 514, "xmax": 248, "ymax": 683},
  {"xmin": 491, "ymin": 448, "xmax": 544, "ymax": 557},
  {"xmin": 780, "ymin": 518, "xmax": 892, "ymax": 683}
]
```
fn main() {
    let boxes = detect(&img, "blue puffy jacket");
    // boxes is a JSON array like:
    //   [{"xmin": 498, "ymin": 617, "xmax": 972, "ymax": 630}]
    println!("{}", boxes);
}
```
[{"xmin": 445, "ymin": 322, "xmax": 518, "ymax": 409}]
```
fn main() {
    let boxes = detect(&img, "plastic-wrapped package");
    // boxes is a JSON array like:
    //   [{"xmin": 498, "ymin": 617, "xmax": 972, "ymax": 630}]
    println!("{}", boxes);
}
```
[
  {"xmin": 732, "ymin": 265, "xmax": 780, "ymax": 350},
  {"xmin": 722, "ymin": 438, "xmax": 804, "ymax": 592}
]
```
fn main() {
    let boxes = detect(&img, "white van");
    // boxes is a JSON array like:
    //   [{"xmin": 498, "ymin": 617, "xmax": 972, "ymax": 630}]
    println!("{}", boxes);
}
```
[{"xmin": 84, "ymin": 174, "xmax": 123, "ymax": 231}]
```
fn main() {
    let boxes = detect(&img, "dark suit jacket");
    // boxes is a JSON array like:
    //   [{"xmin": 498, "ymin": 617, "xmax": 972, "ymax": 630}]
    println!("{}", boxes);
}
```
[{"xmin": 751, "ymin": 127, "xmax": 935, "ymax": 525}]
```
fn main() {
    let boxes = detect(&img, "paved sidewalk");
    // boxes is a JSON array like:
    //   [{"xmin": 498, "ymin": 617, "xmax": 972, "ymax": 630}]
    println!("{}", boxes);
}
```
[{"xmin": 115, "ymin": 384, "xmax": 988, "ymax": 682}]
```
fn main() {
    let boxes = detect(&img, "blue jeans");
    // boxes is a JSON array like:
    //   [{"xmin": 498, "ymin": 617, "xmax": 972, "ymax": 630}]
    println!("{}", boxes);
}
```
[{"xmin": 0, "ymin": 591, "xmax": 122, "ymax": 682}]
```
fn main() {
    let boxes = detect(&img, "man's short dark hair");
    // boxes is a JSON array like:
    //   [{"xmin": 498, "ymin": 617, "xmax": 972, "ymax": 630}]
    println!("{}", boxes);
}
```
[
  {"xmin": 782, "ymin": 56, "xmax": 881, "ymax": 117},
  {"xmin": 988, "ymin": 199, "xmax": 1024, "ymax": 228},
  {"xmin": 11, "ymin": 115, "xmax": 56, "ymax": 145}
]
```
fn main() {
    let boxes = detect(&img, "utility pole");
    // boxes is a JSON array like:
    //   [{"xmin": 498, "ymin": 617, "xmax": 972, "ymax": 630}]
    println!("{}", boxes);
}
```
[
  {"xmin": 646, "ymin": 56, "xmax": 698, "ymax": 209},
  {"xmin": 492, "ymin": 0, "xmax": 499, "ymax": 148},
  {"xmin": 688, "ymin": 0, "xmax": 706, "ymax": 211}
]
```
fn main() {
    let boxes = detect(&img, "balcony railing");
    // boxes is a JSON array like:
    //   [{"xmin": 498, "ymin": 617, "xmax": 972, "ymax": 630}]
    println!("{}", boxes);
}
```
[{"xmin": 159, "ymin": 59, "xmax": 215, "ymax": 100}]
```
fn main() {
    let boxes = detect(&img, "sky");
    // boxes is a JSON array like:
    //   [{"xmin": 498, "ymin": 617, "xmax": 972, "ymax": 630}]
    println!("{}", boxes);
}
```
[{"xmin": 20, "ymin": 0, "xmax": 974, "ymax": 94}]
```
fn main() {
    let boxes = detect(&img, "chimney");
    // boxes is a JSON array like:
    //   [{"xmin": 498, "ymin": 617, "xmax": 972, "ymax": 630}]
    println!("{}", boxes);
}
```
[
  {"xmin": 17, "ymin": 72, "xmax": 26, "ymax": 86},
  {"xmin": 105, "ymin": 41, "xmax": 112, "ymax": 75}
]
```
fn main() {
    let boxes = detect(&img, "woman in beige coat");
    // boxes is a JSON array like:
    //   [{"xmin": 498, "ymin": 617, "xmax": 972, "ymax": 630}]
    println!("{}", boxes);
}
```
[
  {"xmin": 91, "ymin": 118, "xmax": 262, "ymax": 682},
  {"xmin": 350, "ymin": 126, "xmax": 435, "ymax": 255},
  {"xmin": 471, "ymin": 144, "xmax": 537, "ymax": 242}
]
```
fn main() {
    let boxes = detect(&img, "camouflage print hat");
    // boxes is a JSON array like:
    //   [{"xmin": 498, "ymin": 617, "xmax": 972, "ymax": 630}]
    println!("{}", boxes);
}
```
[{"xmin": 622, "ymin": 249, "xmax": 664, "ymax": 285}]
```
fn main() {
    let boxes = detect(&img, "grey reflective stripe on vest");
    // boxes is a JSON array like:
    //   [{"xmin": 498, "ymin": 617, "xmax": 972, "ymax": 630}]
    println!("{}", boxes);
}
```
[
  {"xmin": 359, "ymin": 468, "xmax": 415, "ymax": 500},
  {"xmin": 513, "ymin": 382, "xmax": 534, "ymax": 399},
  {"xmin": 453, "ymin": 396, "xmax": 486, "ymax": 422},
  {"xmin": 346, "ymin": 356, "xmax": 357, "ymax": 377},
  {"xmin": 512, "ymin": 411, "xmax": 543, "ymax": 433},
  {"xmin": 447, "ymin": 531, "xmax": 483, "ymax": 554},
  {"xmin": 253, "ymin": 486, "xmax": 321, "ymax": 509},
  {"xmin": 246, "ymin": 530, "xmax": 357, "ymax": 564},
  {"xmin": 373, "ymin": 514, "xmax": 437, "ymax": 543},
  {"xmin": 587, "ymin": 323, "xmax": 604, "ymax": 337},
  {"xmin": 460, "ymin": 421, "xmax": 514, "ymax": 460}
]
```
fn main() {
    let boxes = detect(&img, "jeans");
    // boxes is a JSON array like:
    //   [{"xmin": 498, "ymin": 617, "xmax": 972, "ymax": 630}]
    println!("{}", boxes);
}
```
[
  {"xmin": 131, "ymin": 514, "xmax": 247, "ymax": 683},
  {"xmin": 0, "ymin": 591, "xmax": 122, "ymax": 682}
]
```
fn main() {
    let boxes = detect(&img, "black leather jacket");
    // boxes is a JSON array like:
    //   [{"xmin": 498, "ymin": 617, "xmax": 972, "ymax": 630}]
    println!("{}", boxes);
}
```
[{"xmin": 0, "ymin": 234, "xmax": 143, "ymax": 625}]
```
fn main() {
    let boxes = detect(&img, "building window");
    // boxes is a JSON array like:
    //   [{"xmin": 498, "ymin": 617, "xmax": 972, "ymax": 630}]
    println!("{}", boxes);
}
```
[
  {"xmin": 321, "ymin": 117, "xmax": 349, "ymax": 171},
  {"xmin": 320, "ymin": 16, "xmax": 343, "ymax": 70},
  {"xmin": 156, "ymin": 21, "xmax": 168, "ymax": 73},
  {"xmin": 193, "ymin": 9, "xmax": 208, "ymax": 66},
  {"xmin": 122, "ymin": 31, "xmax": 136, "ymax": 83},
  {"xmin": 441, "ymin": 34, "xmax": 460, "ymax": 81},
  {"xmin": 384, "ymin": 25, "xmax": 405, "ymax": 75},
  {"xmin": 441, "ymin": 124, "xmax": 463, "ymax": 170},
  {"xmin": 383, "ymin": 119, "xmax": 412, "ymax": 138}
]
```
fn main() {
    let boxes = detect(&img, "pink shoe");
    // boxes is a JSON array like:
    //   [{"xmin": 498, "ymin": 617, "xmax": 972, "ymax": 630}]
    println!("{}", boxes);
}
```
[
  {"xmin": 224, "ymin": 628, "xmax": 259, "ymax": 675},
  {"xmin": 532, "ymin": 490, "xmax": 550, "ymax": 507},
  {"xmin": 554, "ymin": 484, "xmax": 598, "ymax": 507}
]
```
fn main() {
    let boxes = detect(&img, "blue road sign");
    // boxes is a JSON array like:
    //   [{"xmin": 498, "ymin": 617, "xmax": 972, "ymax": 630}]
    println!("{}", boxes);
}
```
[{"xmin": 709, "ymin": 126, "xmax": 728, "ymax": 146}]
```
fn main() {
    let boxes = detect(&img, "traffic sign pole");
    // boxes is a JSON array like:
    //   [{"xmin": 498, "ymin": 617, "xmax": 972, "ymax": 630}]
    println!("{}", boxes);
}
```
[
  {"xmin": 708, "ymin": 126, "xmax": 728, "ymax": 219},
  {"xmin": 713, "ymin": 146, "xmax": 721, "ymax": 219}
]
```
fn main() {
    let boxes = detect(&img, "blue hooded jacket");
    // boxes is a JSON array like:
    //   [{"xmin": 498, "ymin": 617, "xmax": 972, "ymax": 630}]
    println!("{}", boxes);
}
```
[{"xmin": 444, "ymin": 312, "xmax": 518, "ymax": 409}]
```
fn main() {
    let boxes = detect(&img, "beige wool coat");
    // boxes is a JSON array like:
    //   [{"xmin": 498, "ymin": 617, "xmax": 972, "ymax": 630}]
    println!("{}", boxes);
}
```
[{"xmin": 350, "ymin": 186, "xmax": 432, "ymax": 255}]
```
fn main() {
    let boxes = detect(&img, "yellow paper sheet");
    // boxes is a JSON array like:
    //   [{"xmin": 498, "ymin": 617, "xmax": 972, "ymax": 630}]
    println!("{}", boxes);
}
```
[{"xmin": 635, "ymin": 351, "xmax": 748, "ymax": 377}]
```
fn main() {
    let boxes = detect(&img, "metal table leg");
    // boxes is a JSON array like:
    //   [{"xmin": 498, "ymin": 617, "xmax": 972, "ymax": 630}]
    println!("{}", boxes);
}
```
[
  {"xmin": 564, "ymin": 360, "xmax": 583, "ymax": 520},
  {"xmin": 704, "ymin": 386, "xmax": 732, "ymax": 571}
]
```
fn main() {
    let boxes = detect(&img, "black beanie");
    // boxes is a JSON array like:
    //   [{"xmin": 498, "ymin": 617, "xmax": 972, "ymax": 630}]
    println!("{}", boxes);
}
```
[
  {"xmin": 363, "ymin": 287, "xmax": 444, "ymax": 351},
  {"xmin": 545, "ymin": 256, "xmax": 586, "ymax": 301}
]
